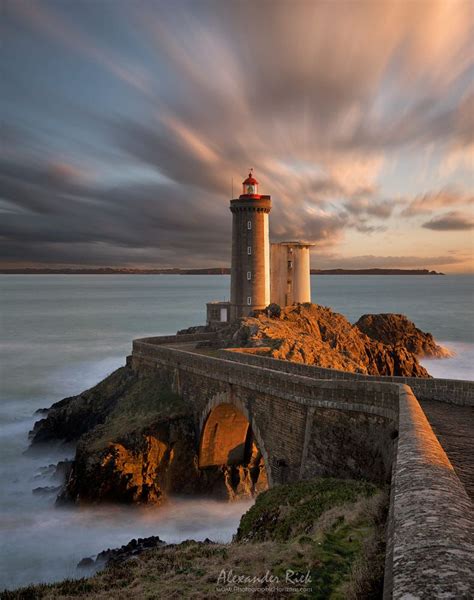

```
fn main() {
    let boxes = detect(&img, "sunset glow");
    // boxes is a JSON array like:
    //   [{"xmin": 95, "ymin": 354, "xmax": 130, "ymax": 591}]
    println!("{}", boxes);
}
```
[{"xmin": 1, "ymin": 0, "xmax": 473, "ymax": 271}]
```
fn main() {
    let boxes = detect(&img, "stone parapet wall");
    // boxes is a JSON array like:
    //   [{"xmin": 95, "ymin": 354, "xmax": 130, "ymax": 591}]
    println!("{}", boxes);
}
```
[
  {"xmin": 132, "ymin": 337, "xmax": 397, "ymax": 487},
  {"xmin": 131, "ymin": 335, "xmax": 474, "ymax": 597},
  {"xmin": 219, "ymin": 348, "xmax": 474, "ymax": 406},
  {"xmin": 135, "ymin": 331, "xmax": 219, "ymax": 346},
  {"xmin": 384, "ymin": 386, "xmax": 474, "ymax": 598},
  {"xmin": 132, "ymin": 338, "xmax": 400, "ymax": 420}
]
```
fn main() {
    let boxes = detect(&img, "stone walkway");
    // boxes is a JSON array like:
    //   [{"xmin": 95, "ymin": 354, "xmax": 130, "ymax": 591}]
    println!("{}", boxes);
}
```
[
  {"xmin": 162, "ymin": 341, "xmax": 474, "ymax": 502},
  {"xmin": 420, "ymin": 399, "xmax": 474, "ymax": 502}
]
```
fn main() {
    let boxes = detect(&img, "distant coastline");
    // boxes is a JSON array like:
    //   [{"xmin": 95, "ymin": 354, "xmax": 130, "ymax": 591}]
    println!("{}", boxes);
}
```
[{"xmin": 0, "ymin": 267, "xmax": 445, "ymax": 275}]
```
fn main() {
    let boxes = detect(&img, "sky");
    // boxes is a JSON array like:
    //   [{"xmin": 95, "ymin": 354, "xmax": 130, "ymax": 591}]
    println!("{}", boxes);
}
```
[{"xmin": 1, "ymin": 0, "xmax": 473, "ymax": 272}]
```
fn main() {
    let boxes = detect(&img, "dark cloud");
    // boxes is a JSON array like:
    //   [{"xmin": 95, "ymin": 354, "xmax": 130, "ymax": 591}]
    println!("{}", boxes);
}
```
[
  {"xmin": 1, "ymin": 0, "xmax": 472, "ymax": 268},
  {"xmin": 422, "ymin": 212, "xmax": 474, "ymax": 231}
]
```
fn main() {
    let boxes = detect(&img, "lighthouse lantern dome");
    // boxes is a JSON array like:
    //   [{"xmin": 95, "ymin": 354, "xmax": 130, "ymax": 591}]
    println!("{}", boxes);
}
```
[{"xmin": 242, "ymin": 171, "xmax": 259, "ymax": 196}]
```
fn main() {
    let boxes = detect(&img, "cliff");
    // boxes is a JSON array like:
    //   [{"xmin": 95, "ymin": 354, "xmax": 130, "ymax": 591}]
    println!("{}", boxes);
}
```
[
  {"xmin": 206, "ymin": 303, "xmax": 433, "ymax": 377},
  {"xmin": 31, "ymin": 367, "xmax": 265, "ymax": 505},
  {"xmin": 29, "ymin": 303, "xmax": 444, "ymax": 505},
  {"xmin": 355, "ymin": 313, "xmax": 451, "ymax": 358},
  {"xmin": 8, "ymin": 478, "xmax": 387, "ymax": 599}
]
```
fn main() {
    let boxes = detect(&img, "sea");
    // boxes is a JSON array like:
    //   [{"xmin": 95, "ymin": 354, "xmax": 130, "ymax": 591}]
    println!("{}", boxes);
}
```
[{"xmin": 0, "ymin": 274, "xmax": 473, "ymax": 590}]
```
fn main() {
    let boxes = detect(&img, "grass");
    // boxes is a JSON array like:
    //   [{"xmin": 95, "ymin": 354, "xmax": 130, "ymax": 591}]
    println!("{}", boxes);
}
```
[
  {"xmin": 2, "ymin": 478, "xmax": 387, "ymax": 599},
  {"xmin": 236, "ymin": 477, "xmax": 378, "ymax": 542},
  {"xmin": 85, "ymin": 374, "xmax": 188, "ymax": 452}
]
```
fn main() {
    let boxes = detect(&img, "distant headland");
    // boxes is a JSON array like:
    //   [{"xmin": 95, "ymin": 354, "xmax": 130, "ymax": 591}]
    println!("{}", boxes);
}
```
[{"xmin": 0, "ymin": 267, "xmax": 445, "ymax": 275}]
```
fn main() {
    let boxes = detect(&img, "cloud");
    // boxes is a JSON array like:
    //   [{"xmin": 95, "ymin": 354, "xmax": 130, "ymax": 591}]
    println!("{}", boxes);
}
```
[
  {"xmin": 315, "ymin": 253, "xmax": 465, "ymax": 269},
  {"xmin": 8, "ymin": 0, "xmax": 151, "ymax": 93},
  {"xmin": 422, "ymin": 211, "xmax": 474, "ymax": 231},
  {"xmin": 1, "ymin": 0, "xmax": 473, "ymax": 268},
  {"xmin": 344, "ymin": 197, "xmax": 394, "ymax": 219},
  {"xmin": 400, "ymin": 187, "xmax": 474, "ymax": 217}
]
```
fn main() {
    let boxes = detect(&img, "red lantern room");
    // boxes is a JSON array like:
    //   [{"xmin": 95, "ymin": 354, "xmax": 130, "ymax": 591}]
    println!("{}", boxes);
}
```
[{"xmin": 241, "ymin": 170, "xmax": 259, "ymax": 196}]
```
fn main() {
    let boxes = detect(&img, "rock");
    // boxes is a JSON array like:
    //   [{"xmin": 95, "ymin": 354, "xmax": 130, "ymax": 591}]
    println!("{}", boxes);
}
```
[
  {"xmin": 31, "ymin": 304, "xmax": 437, "ymax": 508},
  {"xmin": 177, "ymin": 325, "xmax": 208, "ymax": 335},
  {"xmin": 32, "ymin": 485, "xmax": 61, "ymax": 495},
  {"xmin": 212, "ymin": 304, "xmax": 431, "ymax": 377},
  {"xmin": 265, "ymin": 303, "xmax": 282, "ymax": 318},
  {"xmin": 34, "ymin": 464, "xmax": 57, "ymax": 479},
  {"xmin": 33, "ymin": 365, "xmax": 266, "ymax": 506},
  {"xmin": 354, "ymin": 313, "xmax": 452, "ymax": 358},
  {"xmin": 221, "ymin": 441, "xmax": 268, "ymax": 500},
  {"xmin": 58, "ymin": 417, "xmax": 204, "ymax": 505},
  {"xmin": 29, "ymin": 366, "xmax": 134, "ymax": 445},
  {"xmin": 57, "ymin": 420, "xmax": 266, "ymax": 505},
  {"xmin": 93, "ymin": 535, "xmax": 167, "ymax": 565},
  {"xmin": 28, "ymin": 361, "xmax": 264, "ymax": 505},
  {"xmin": 34, "ymin": 408, "xmax": 49, "ymax": 416},
  {"xmin": 53, "ymin": 459, "xmax": 73, "ymax": 482},
  {"xmin": 77, "ymin": 557, "xmax": 95, "ymax": 568}
]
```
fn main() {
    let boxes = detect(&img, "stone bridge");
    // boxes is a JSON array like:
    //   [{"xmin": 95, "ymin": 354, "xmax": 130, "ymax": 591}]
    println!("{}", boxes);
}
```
[{"xmin": 130, "ymin": 332, "xmax": 474, "ymax": 599}]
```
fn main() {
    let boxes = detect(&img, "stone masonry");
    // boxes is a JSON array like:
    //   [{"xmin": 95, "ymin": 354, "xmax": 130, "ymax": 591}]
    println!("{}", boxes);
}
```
[{"xmin": 130, "ymin": 333, "xmax": 474, "ymax": 598}]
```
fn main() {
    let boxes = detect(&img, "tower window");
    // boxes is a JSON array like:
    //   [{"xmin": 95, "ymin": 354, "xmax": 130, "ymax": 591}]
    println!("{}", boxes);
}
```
[
  {"xmin": 247, "ymin": 246, "xmax": 252, "ymax": 255},
  {"xmin": 288, "ymin": 260, "xmax": 293, "ymax": 269},
  {"xmin": 247, "ymin": 296, "xmax": 252, "ymax": 305},
  {"xmin": 247, "ymin": 271, "xmax": 252, "ymax": 280},
  {"xmin": 247, "ymin": 220, "xmax": 252, "ymax": 230}
]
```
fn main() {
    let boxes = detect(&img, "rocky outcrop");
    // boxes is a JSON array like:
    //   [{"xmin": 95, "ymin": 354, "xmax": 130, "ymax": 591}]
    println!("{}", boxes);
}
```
[
  {"xmin": 59, "ymin": 416, "xmax": 202, "ymax": 505},
  {"xmin": 30, "ymin": 367, "xmax": 136, "ymax": 445},
  {"xmin": 33, "ymin": 365, "xmax": 268, "ymax": 505},
  {"xmin": 355, "ymin": 313, "xmax": 451, "ymax": 358},
  {"xmin": 207, "ymin": 303, "xmax": 431, "ymax": 377},
  {"xmin": 60, "ymin": 428, "xmax": 268, "ymax": 505},
  {"xmin": 222, "ymin": 442, "xmax": 268, "ymax": 500},
  {"xmin": 16, "ymin": 477, "xmax": 387, "ymax": 599},
  {"xmin": 29, "ymin": 303, "xmax": 441, "ymax": 506},
  {"xmin": 78, "ymin": 536, "xmax": 167, "ymax": 569}
]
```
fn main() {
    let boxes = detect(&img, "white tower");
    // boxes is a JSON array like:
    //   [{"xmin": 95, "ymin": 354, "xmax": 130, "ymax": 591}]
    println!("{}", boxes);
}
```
[{"xmin": 270, "ymin": 242, "xmax": 314, "ymax": 306}]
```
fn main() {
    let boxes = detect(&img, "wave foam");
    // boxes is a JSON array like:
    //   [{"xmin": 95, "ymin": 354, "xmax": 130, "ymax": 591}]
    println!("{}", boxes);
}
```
[{"xmin": 420, "ymin": 341, "xmax": 474, "ymax": 381}]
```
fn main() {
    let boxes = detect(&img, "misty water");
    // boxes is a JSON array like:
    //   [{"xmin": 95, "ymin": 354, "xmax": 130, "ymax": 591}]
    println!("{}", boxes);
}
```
[{"xmin": 1, "ymin": 274, "xmax": 473, "ymax": 590}]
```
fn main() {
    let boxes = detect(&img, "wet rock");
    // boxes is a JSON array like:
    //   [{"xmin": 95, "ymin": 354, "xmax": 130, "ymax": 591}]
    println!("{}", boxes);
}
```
[
  {"xmin": 53, "ymin": 459, "xmax": 73, "ymax": 482},
  {"xmin": 58, "ymin": 417, "xmax": 203, "ymax": 505},
  {"xmin": 32, "ymin": 485, "xmax": 61, "ymax": 495},
  {"xmin": 94, "ymin": 535, "xmax": 167, "ymax": 565},
  {"xmin": 77, "ymin": 557, "xmax": 95, "ymax": 568},
  {"xmin": 222, "ymin": 441, "xmax": 268, "ymax": 500},
  {"xmin": 177, "ymin": 325, "xmax": 208, "ymax": 335},
  {"xmin": 29, "ymin": 366, "xmax": 134, "ymax": 445},
  {"xmin": 34, "ymin": 464, "xmax": 57, "ymax": 479},
  {"xmin": 34, "ymin": 408, "xmax": 49, "ymax": 416}
]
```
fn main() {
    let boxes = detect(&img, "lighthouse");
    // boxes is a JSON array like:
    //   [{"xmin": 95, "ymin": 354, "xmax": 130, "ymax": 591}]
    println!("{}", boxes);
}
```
[
  {"xmin": 205, "ymin": 168, "xmax": 313, "ymax": 326},
  {"xmin": 229, "ymin": 171, "xmax": 271, "ymax": 320}
]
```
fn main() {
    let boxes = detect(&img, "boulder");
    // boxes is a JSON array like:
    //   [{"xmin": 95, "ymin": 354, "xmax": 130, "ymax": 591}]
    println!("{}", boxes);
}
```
[{"xmin": 355, "ymin": 313, "xmax": 452, "ymax": 358}]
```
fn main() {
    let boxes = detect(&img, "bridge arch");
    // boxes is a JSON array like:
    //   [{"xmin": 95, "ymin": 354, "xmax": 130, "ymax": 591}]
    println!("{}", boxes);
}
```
[{"xmin": 198, "ymin": 391, "xmax": 273, "ymax": 487}]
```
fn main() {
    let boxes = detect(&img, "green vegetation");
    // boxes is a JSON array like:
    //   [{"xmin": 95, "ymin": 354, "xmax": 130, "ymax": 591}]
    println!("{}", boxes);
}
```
[
  {"xmin": 236, "ymin": 478, "xmax": 378, "ymax": 542},
  {"xmin": 3, "ymin": 478, "xmax": 387, "ymax": 599},
  {"xmin": 85, "ymin": 374, "xmax": 187, "ymax": 452}
]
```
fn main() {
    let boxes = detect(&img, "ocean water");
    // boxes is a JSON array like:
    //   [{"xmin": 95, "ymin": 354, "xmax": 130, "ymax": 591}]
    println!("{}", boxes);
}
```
[{"xmin": 0, "ymin": 274, "xmax": 473, "ymax": 590}]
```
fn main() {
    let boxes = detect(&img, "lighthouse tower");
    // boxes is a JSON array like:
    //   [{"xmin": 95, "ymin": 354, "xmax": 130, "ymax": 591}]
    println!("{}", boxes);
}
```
[{"xmin": 230, "ymin": 171, "xmax": 271, "ymax": 320}]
